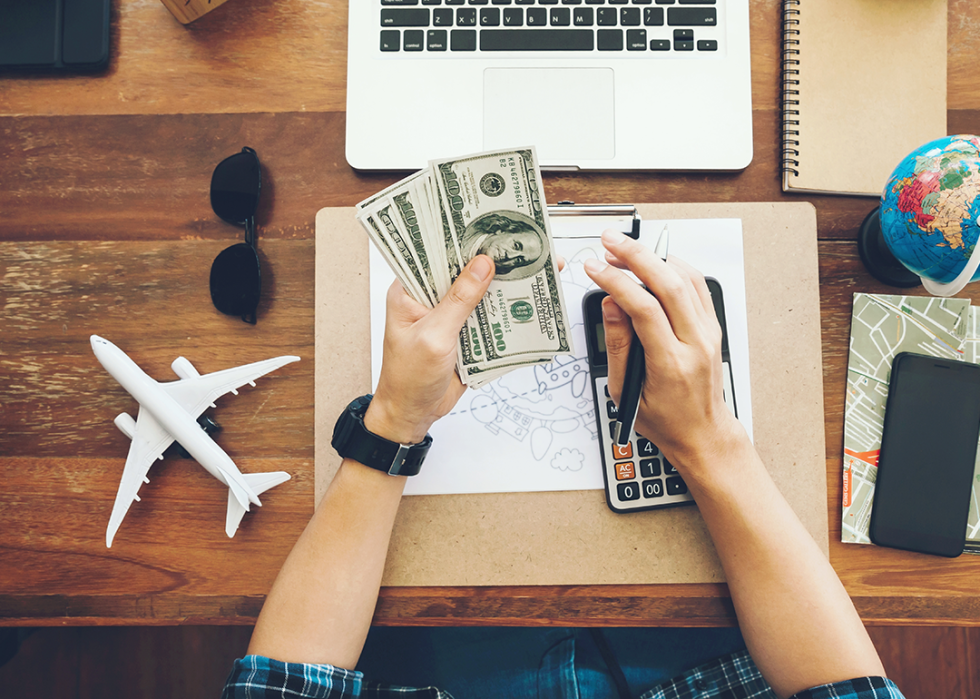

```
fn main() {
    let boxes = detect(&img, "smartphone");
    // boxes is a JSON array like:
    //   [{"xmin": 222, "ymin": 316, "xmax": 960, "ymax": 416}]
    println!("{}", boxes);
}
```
[
  {"xmin": 583, "ymin": 278, "xmax": 736, "ymax": 513},
  {"xmin": 869, "ymin": 352, "xmax": 980, "ymax": 557}
]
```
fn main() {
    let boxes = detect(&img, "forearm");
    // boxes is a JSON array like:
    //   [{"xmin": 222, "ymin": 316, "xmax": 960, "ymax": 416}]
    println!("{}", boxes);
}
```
[
  {"xmin": 246, "ymin": 458, "xmax": 405, "ymax": 667},
  {"xmin": 682, "ymin": 436, "xmax": 884, "ymax": 698}
]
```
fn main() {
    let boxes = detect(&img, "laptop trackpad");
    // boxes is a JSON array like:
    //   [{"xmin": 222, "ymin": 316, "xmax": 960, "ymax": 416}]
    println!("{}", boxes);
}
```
[{"xmin": 483, "ymin": 68, "xmax": 615, "ymax": 165}]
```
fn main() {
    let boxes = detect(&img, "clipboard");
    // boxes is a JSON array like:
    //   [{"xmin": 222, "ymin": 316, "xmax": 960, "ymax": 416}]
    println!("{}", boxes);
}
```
[{"xmin": 315, "ymin": 201, "xmax": 827, "ymax": 587}]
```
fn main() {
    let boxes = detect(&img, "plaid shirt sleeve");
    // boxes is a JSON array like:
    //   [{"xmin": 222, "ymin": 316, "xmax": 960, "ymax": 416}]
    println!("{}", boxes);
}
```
[
  {"xmin": 639, "ymin": 649, "xmax": 906, "ymax": 699},
  {"xmin": 220, "ymin": 655, "xmax": 453, "ymax": 699}
]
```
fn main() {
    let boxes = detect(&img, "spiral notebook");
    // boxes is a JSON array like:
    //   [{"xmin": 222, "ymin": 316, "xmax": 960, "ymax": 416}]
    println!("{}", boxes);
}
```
[{"xmin": 780, "ymin": 0, "xmax": 947, "ymax": 197}]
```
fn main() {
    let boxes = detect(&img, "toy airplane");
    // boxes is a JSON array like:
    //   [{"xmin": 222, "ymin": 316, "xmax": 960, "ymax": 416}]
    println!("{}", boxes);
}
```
[{"xmin": 90, "ymin": 335, "xmax": 300, "ymax": 548}]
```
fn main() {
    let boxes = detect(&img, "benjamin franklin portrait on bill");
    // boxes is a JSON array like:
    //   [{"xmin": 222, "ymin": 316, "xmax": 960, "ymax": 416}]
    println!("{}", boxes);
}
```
[{"xmin": 457, "ymin": 211, "xmax": 550, "ymax": 281}]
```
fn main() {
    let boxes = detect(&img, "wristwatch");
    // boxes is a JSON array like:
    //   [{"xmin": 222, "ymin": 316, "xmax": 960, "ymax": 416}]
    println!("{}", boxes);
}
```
[{"xmin": 331, "ymin": 394, "xmax": 432, "ymax": 476}]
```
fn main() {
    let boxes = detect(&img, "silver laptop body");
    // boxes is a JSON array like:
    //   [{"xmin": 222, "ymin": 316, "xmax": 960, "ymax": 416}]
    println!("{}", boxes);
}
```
[{"xmin": 347, "ymin": 0, "xmax": 752, "ymax": 171}]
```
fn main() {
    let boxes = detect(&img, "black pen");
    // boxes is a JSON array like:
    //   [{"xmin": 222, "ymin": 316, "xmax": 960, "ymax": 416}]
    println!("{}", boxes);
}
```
[{"xmin": 614, "ymin": 224, "xmax": 669, "ymax": 446}]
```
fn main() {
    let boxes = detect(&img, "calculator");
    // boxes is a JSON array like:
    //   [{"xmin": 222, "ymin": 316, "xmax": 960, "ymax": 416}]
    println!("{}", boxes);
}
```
[{"xmin": 583, "ymin": 279, "xmax": 738, "ymax": 513}]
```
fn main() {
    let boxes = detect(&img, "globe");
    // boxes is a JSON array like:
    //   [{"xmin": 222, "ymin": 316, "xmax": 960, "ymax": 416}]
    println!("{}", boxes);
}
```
[{"xmin": 874, "ymin": 135, "xmax": 980, "ymax": 294}]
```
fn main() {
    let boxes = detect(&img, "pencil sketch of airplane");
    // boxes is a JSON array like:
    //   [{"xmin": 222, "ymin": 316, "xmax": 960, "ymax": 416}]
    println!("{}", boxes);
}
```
[{"xmin": 90, "ymin": 335, "xmax": 299, "ymax": 548}]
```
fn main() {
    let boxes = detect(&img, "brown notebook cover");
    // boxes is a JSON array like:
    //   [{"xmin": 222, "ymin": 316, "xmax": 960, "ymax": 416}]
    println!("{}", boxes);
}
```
[{"xmin": 781, "ymin": 0, "xmax": 947, "ymax": 197}]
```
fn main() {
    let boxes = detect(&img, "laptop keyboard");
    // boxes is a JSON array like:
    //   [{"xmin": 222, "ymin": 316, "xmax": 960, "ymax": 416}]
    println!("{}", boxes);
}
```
[{"xmin": 378, "ymin": 0, "xmax": 722, "ymax": 53}]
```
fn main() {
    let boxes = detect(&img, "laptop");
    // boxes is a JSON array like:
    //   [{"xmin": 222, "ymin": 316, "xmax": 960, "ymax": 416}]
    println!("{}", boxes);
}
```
[{"xmin": 346, "ymin": 0, "xmax": 752, "ymax": 171}]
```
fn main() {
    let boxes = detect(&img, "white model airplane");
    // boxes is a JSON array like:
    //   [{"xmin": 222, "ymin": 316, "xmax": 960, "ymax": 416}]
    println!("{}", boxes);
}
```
[{"xmin": 91, "ymin": 335, "xmax": 299, "ymax": 548}]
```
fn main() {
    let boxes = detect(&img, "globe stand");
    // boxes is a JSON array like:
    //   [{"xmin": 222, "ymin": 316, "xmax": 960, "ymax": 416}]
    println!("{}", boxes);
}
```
[{"xmin": 857, "ymin": 206, "xmax": 921, "ymax": 288}]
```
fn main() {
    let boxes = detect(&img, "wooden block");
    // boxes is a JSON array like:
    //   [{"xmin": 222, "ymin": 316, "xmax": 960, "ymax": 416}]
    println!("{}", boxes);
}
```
[{"xmin": 160, "ymin": 0, "xmax": 235, "ymax": 25}]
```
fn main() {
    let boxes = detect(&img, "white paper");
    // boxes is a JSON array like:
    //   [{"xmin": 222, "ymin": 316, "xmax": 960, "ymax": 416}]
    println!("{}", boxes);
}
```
[{"xmin": 370, "ymin": 218, "xmax": 752, "ymax": 496}]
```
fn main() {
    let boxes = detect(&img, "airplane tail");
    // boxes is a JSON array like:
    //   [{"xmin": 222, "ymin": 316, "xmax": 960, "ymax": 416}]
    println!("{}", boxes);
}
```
[{"xmin": 225, "ymin": 471, "xmax": 291, "ymax": 538}]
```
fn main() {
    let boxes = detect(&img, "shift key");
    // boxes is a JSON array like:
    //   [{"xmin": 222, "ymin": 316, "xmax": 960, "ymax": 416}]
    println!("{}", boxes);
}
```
[
  {"xmin": 667, "ymin": 7, "xmax": 716, "ymax": 26},
  {"xmin": 381, "ymin": 9, "xmax": 430, "ymax": 26}
]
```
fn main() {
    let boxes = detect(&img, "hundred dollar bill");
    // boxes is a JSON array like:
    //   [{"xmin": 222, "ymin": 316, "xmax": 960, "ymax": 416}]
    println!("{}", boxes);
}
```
[{"xmin": 431, "ymin": 148, "xmax": 573, "ymax": 379}]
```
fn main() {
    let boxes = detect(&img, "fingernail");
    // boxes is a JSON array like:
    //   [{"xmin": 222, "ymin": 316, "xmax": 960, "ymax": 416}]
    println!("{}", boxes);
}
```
[
  {"xmin": 584, "ymin": 258, "xmax": 607, "ymax": 275},
  {"xmin": 602, "ymin": 229, "xmax": 627, "ymax": 246},
  {"xmin": 469, "ymin": 255, "xmax": 493, "ymax": 281},
  {"xmin": 602, "ymin": 299, "xmax": 623, "ymax": 322}
]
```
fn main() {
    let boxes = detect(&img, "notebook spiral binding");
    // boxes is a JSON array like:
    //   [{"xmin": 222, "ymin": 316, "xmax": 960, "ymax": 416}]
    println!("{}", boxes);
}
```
[{"xmin": 781, "ymin": 0, "xmax": 801, "ymax": 177}]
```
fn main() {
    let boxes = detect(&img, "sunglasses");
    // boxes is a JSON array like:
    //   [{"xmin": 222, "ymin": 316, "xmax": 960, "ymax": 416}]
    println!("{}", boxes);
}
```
[{"xmin": 209, "ymin": 146, "xmax": 262, "ymax": 325}]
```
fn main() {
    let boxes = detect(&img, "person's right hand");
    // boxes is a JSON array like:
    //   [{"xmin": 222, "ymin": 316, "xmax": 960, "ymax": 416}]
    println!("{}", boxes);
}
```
[{"xmin": 584, "ymin": 229, "xmax": 747, "ymax": 478}]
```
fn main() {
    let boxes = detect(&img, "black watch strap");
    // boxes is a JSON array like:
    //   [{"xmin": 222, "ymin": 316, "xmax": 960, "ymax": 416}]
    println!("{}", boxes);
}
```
[{"xmin": 331, "ymin": 395, "xmax": 431, "ymax": 476}]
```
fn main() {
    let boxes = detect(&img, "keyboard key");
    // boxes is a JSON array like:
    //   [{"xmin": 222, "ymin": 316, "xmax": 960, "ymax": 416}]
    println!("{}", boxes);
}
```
[
  {"xmin": 617, "ymin": 482, "xmax": 641, "ymax": 501},
  {"xmin": 636, "ymin": 438, "xmax": 658, "ymax": 457},
  {"xmin": 574, "ymin": 7, "xmax": 593, "ymax": 24},
  {"xmin": 697, "ymin": 39, "xmax": 717, "ymax": 50},
  {"xmin": 457, "ymin": 7, "xmax": 477, "ymax": 24},
  {"xmin": 655, "ymin": 0, "xmax": 674, "ymax": 4},
  {"xmin": 585, "ymin": 0, "xmax": 605, "ymax": 4},
  {"xmin": 503, "ymin": 7, "xmax": 523, "ymax": 24},
  {"xmin": 632, "ymin": 0, "xmax": 652, "ymax": 4},
  {"xmin": 606, "ymin": 400, "xmax": 619, "ymax": 419},
  {"xmin": 469, "ymin": 0, "xmax": 489, "ymax": 4},
  {"xmin": 620, "ymin": 7, "xmax": 640, "ymax": 25},
  {"xmin": 615, "ymin": 461, "xmax": 636, "ymax": 481},
  {"xmin": 551, "ymin": 7, "xmax": 571, "ymax": 25},
  {"xmin": 596, "ymin": 7, "xmax": 617, "ymax": 24},
  {"xmin": 451, "ymin": 28, "xmax": 477, "ymax": 49},
  {"xmin": 539, "ymin": 0, "xmax": 559, "ymax": 4},
  {"xmin": 382, "ymin": 0, "xmax": 419, "ymax": 4},
  {"xmin": 643, "ymin": 7, "xmax": 663, "ymax": 24},
  {"xmin": 480, "ymin": 28, "xmax": 594, "ymax": 49},
  {"xmin": 597, "ymin": 28, "xmax": 623, "ymax": 49},
  {"xmin": 632, "ymin": 30, "xmax": 653, "ymax": 52},
  {"xmin": 666, "ymin": 476, "xmax": 688, "ymax": 495},
  {"xmin": 612, "ymin": 442, "xmax": 633, "ymax": 460},
  {"xmin": 492, "ymin": 0, "xmax": 512, "ymax": 4},
  {"xmin": 515, "ymin": 0, "xmax": 535, "ymax": 4},
  {"xmin": 422, "ymin": 0, "xmax": 442, "ymax": 4},
  {"xmin": 650, "ymin": 38, "xmax": 670, "ymax": 50},
  {"xmin": 667, "ymin": 7, "xmax": 715, "ymax": 25},
  {"xmin": 526, "ymin": 7, "xmax": 547, "ymax": 24},
  {"xmin": 427, "ymin": 28, "xmax": 448, "ymax": 49},
  {"xmin": 639, "ymin": 458, "xmax": 660, "ymax": 477},
  {"xmin": 433, "ymin": 8, "xmax": 454, "ymax": 24},
  {"xmin": 642, "ymin": 479, "xmax": 664, "ymax": 498},
  {"xmin": 481, "ymin": 7, "xmax": 501, "ymax": 24},
  {"xmin": 380, "ymin": 29, "xmax": 400, "ymax": 51},
  {"xmin": 381, "ymin": 9, "xmax": 430, "ymax": 26},
  {"xmin": 446, "ymin": 0, "xmax": 464, "ymax": 4},
  {"xmin": 664, "ymin": 457, "xmax": 678, "ymax": 475},
  {"xmin": 404, "ymin": 29, "xmax": 425, "ymax": 49},
  {"xmin": 679, "ymin": 0, "xmax": 715, "ymax": 3},
  {"xmin": 673, "ymin": 28, "xmax": 692, "ymax": 39}
]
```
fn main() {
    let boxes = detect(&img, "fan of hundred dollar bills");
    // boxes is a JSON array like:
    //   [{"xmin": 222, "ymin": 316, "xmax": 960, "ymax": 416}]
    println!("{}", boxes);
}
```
[{"xmin": 356, "ymin": 148, "xmax": 573, "ymax": 388}]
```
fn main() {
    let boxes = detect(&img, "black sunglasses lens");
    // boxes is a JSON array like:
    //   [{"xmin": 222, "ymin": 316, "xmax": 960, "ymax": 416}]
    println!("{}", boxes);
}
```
[
  {"xmin": 210, "ymin": 243, "xmax": 261, "ymax": 321},
  {"xmin": 210, "ymin": 149, "xmax": 260, "ymax": 224}
]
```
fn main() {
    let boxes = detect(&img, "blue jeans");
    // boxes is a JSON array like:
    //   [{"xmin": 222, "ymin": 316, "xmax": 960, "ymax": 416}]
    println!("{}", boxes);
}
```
[{"xmin": 357, "ymin": 626, "xmax": 745, "ymax": 698}]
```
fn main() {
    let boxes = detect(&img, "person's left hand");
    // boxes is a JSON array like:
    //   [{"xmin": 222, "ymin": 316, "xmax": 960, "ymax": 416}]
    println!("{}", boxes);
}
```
[{"xmin": 365, "ymin": 255, "xmax": 496, "ymax": 445}]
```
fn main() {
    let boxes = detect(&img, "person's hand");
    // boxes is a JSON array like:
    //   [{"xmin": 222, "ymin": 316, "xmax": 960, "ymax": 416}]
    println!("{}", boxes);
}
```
[
  {"xmin": 365, "ymin": 255, "xmax": 495, "ymax": 446},
  {"xmin": 584, "ymin": 229, "xmax": 746, "ymax": 475}
]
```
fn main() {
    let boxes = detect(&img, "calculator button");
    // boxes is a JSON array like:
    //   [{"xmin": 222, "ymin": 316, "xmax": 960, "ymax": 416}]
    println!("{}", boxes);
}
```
[
  {"xmin": 636, "ymin": 438, "xmax": 658, "ymax": 457},
  {"xmin": 639, "ymin": 458, "xmax": 660, "ymax": 477},
  {"xmin": 666, "ymin": 476, "xmax": 688, "ymax": 495},
  {"xmin": 612, "ymin": 442, "xmax": 633, "ymax": 460},
  {"xmin": 664, "ymin": 457, "xmax": 677, "ymax": 475},
  {"xmin": 642, "ymin": 479, "xmax": 664, "ymax": 498},
  {"xmin": 617, "ymin": 482, "xmax": 641, "ymax": 501},
  {"xmin": 606, "ymin": 400, "xmax": 619, "ymax": 419},
  {"xmin": 603, "ymin": 383, "xmax": 609, "ymax": 397},
  {"xmin": 615, "ymin": 461, "xmax": 636, "ymax": 480},
  {"xmin": 609, "ymin": 421, "xmax": 617, "ymax": 438}
]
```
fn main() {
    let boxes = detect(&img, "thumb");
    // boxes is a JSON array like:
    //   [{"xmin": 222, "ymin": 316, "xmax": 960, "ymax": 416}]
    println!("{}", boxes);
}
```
[
  {"xmin": 427, "ymin": 255, "xmax": 495, "ymax": 336},
  {"xmin": 602, "ymin": 295, "xmax": 634, "ymax": 406}
]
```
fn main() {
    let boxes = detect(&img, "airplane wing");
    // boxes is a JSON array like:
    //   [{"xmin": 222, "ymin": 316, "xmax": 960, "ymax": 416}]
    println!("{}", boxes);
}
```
[
  {"xmin": 106, "ymin": 407, "xmax": 175, "ymax": 548},
  {"xmin": 159, "ymin": 356, "xmax": 300, "ymax": 419}
]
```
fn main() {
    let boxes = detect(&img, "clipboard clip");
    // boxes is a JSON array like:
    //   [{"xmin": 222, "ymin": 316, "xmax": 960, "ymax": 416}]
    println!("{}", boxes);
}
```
[{"xmin": 547, "ymin": 201, "xmax": 641, "ymax": 239}]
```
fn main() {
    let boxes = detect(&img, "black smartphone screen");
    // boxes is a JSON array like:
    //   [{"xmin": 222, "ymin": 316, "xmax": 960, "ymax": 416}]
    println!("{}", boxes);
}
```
[{"xmin": 870, "ymin": 352, "xmax": 980, "ymax": 557}]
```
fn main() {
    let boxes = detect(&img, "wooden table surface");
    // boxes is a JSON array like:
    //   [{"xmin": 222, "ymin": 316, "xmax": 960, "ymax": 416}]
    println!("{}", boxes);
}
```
[{"xmin": 2, "ymin": 0, "xmax": 979, "ymax": 627}]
